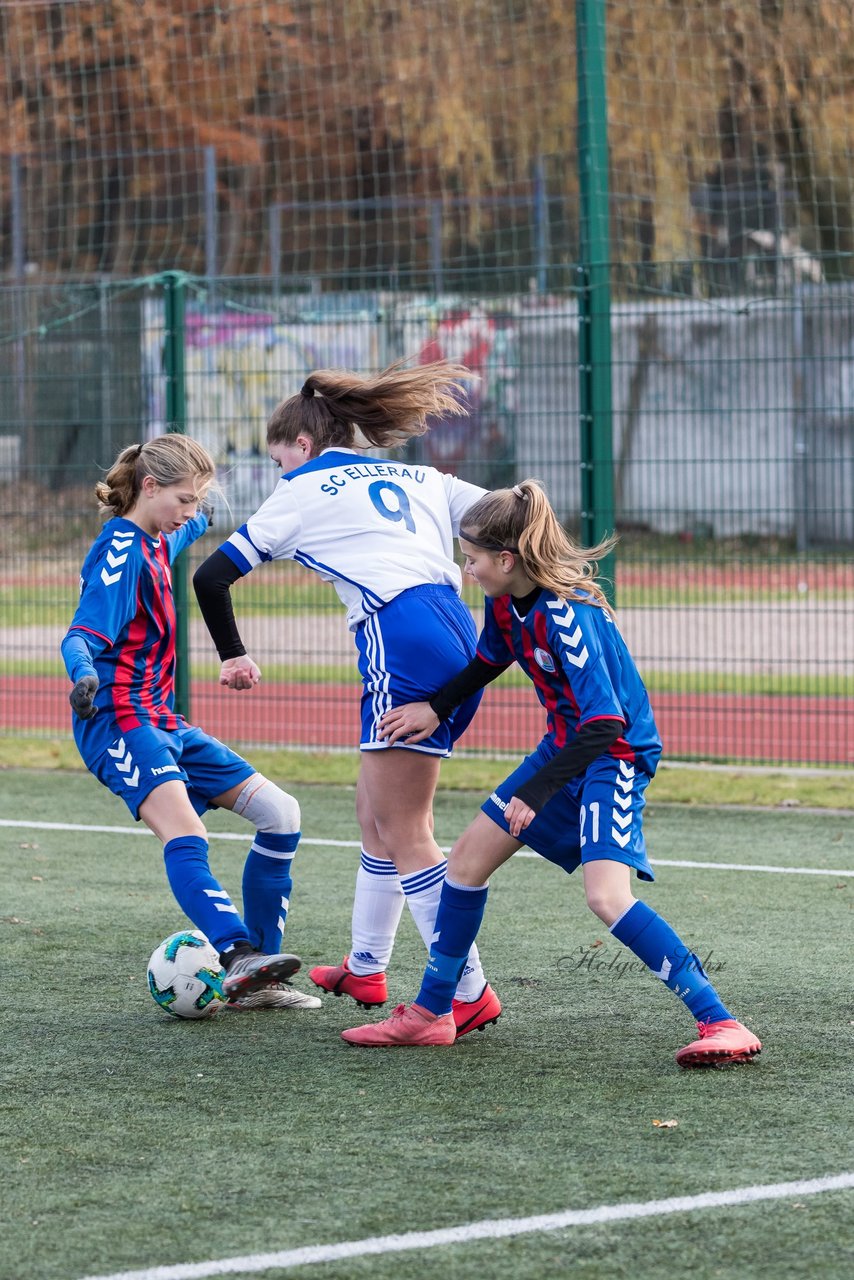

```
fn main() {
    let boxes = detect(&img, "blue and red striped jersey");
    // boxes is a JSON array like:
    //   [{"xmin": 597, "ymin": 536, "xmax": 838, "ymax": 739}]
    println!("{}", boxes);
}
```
[
  {"xmin": 478, "ymin": 589, "xmax": 662, "ymax": 775},
  {"xmin": 64, "ymin": 514, "xmax": 207, "ymax": 732}
]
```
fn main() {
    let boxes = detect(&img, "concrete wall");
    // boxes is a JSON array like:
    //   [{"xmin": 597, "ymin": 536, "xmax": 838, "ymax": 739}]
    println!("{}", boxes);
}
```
[{"xmin": 514, "ymin": 288, "xmax": 854, "ymax": 544}]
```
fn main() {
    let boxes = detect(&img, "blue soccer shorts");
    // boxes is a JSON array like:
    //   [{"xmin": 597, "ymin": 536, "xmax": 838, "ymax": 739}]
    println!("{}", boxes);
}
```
[
  {"xmin": 481, "ymin": 742, "xmax": 655, "ymax": 881},
  {"xmin": 355, "ymin": 583, "xmax": 482, "ymax": 756},
  {"xmin": 84, "ymin": 722, "xmax": 256, "ymax": 820}
]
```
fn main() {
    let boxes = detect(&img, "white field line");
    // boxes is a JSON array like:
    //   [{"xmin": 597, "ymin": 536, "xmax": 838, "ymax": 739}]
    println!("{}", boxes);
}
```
[
  {"xmin": 77, "ymin": 1172, "xmax": 854, "ymax": 1280},
  {"xmin": 0, "ymin": 817, "xmax": 852, "ymax": 877},
  {"xmin": 0, "ymin": 817, "xmax": 362, "ymax": 848}
]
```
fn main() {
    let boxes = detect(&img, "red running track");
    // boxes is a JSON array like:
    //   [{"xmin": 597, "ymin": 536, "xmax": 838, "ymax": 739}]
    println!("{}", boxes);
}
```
[{"xmin": 2, "ymin": 675, "xmax": 851, "ymax": 766}]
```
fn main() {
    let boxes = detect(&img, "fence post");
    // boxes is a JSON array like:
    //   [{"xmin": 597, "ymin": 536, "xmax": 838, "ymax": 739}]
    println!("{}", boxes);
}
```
[
  {"xmin": 533, "ymin": 156, "xmax": 549, "ymax": 293},
  {"xmin": 429, "ymin": 200, "xmax": 444, "ymax": 295},
  {"xmin": 269, "ymin": 205, "xmax": 282, "ymax": 300},
  {"xmin": 10, "ymin": 154, "xmax": 27, "ymax": 457},
  {"xmin": 204, "ymin": 146, "xmax": 218, "ymax": 281},
  {"xmin": 163, "ymin": 271, "xmax": 191, "ymax": 721},
  {"xmin": 792, "ymin": 284, "xmax": 809, "ymax": 554},
  {"xmin": 576, "ymin": 0, "xmax": 616, "ymax": 600}
]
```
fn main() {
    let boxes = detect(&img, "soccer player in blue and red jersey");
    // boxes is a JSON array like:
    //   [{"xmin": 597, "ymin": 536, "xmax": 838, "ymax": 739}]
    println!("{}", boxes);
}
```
[
  {"xmin": 342, "ymin": 479, "xmax": 761, "ymax": 1067},
  {"xmin": 60, "ymin": 435, "xmax": 317, "ymax": 1011}
]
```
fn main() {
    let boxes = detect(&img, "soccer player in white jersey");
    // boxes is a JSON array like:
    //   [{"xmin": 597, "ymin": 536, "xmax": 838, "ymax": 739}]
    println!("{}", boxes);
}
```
[{"xmin": 193, "ymin": 359, "xmax": 501, "ymax": 1037}]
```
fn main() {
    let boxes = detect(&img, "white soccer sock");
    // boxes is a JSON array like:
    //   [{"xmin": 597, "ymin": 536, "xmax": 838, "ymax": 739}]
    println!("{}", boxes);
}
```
[
  {"xmin": 399, "ymin": 861, "xmax": 487, "ymax": 1002},
  {"xmin": 348, "ymin": 850, "xmax": 406, "ymax": 975}
]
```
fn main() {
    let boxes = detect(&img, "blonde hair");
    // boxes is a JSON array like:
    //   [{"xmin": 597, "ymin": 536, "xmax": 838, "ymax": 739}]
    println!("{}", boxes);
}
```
[
  {"xmin": 95, "ymin": 435, "xmax": 216, "ymax": 519},
  {"xmin": 460, "ymin": 479, "xmax": 617, "ymax": 613},
  {"xmin": 266, "ymin": 358, "xmax": 472, "ymax": 453}
]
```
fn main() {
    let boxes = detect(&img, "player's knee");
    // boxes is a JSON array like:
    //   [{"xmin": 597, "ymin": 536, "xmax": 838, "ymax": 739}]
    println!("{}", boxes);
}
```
[
  {"xmin": 141, "ymin": 802, "xmax": 206, "ymax": 846},
  {"xmin": 373, "ymin": 808, "xmax": 432, "ymax": 849},
  {"xmin": 585, "ymin": 885, "xmax": 635, "ymax": 926},
  {"xmin": 233, "ymin": 775, "xmax": 300, "ymax": 833},
  {"xmin": 355, "ymin": 785, "xmax": 375, "ymax": 837},
  {"xmin": 363, "ymin": 788, "xmax": 433, "ymax": 848},
  {"xmin": 446, "ymin": 826, "xmax": 494, "ymax": 886}
]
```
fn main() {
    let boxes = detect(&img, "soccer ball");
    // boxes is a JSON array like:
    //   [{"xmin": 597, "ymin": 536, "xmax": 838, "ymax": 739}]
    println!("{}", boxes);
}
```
[{"xmin": 147, "ymin": 929, "xmax": 227, "ymax": 1020}]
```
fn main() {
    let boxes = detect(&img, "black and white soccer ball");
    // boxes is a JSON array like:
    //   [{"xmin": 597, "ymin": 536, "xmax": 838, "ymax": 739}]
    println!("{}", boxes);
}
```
[{"xmin": 147, "ymin": 929, "xmax": 227, "ymax": 1020}]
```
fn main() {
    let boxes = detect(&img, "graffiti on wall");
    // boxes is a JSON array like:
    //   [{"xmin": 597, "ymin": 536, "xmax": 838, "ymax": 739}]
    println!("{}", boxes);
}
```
[
  {"xmin": 402, "ymin": 301, "xmax": 517, "ymax": 487},
  {"xmin": 143, "ymin": 302, "xmax": 379, "ymax": 516}
]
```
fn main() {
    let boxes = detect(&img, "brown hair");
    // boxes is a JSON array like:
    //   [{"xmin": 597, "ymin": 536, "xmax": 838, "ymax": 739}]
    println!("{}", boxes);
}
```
[
  {"xmin": 266, "ymin": 358, "xmax": 472, "ymax": 453},
  {"xmin": 460, "ymin": 479, "xmax": 617, "ymax": 613},
  {"xmin": 95, "ymin": 435, "xmax": 216, "ymax": 519}
]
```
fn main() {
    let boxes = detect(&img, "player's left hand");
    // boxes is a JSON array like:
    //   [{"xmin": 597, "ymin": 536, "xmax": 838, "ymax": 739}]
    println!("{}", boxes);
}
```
[
  {"xmin": 504, "ymin": 795, "xmax": 536, "ymax": 839},
  {"xmin": 69, "ymin": 674, "xmax": 99, "ymax": 720},
  {"xmin": 219, "ymin": 655, "xmax": 261, "ymax": 690},
  {"xmin": 378, "ymin": 701, "xmax": 439, "ymax": 745}
]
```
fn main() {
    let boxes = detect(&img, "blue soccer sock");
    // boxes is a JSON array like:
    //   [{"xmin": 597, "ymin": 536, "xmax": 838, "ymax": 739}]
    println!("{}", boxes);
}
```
[
  {"xmin": 242, "ymin": 831, "xmax": 299, "ymax": 954},
  {"xmin": 163, "ymin": 835, "xmax": 249, "ymax": 954},
  {"xmin": 609, "ymin": 900, "xmax": 732, "ymax": 1024},
  {"xmin": 400, "ymin": 863, "xmax": 487, "ymax": 1002},
  {"xmin": 414, "ymin": 879, "xmax": 489, "ymax": 1017}
]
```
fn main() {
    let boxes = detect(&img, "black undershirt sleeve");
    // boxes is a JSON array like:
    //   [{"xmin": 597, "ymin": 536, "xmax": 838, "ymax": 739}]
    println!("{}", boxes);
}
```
[
  {"xmin": 428, "ymin": 655, "xmax": 511, "ymax": 721},
  {"xmin": 512, "ymin": 718, "xmax": 626, "ymax": 813},
  {"xmin": 192, "ymin": 550, "xmax": 249, "ymax": 661}
]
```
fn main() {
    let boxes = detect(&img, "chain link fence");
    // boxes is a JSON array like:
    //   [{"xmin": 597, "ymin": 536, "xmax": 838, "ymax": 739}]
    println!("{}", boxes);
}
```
[{"xmin": 1, "ymin": 274, "xmax": 851, "ymax": 767}]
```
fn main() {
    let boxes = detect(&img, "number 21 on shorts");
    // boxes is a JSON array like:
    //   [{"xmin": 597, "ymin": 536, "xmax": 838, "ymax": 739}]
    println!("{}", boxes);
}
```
[{"xmin": 580, "ymin": 800, "xmax": 600, "ymax": 847}]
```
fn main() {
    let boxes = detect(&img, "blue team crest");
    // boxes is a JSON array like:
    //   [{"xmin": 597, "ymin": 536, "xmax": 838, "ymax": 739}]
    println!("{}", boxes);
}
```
[{"xmin": 533, "ymin": 647, "xmax": 556, "ymax": 672}]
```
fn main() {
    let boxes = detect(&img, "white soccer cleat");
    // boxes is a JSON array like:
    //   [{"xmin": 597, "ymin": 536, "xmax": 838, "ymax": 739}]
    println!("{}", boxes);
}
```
[
  {"xmin": 227, "ymin": 982, "xmax": 321, "ymax": 1012},
  {"xmin": 221, "ymin": 949, "xmax": 301, "ymax": 1000}
]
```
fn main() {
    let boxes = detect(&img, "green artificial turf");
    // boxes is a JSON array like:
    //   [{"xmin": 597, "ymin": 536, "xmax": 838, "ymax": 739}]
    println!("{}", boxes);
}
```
[{"xmin": 1, "ymin": 772, "xmax": 852, "ymax": 1279}]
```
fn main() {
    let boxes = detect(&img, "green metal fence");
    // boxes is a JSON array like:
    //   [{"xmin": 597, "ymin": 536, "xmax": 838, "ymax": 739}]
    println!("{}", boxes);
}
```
[
  {"xmin": 2, "ymin": 1, "xmax": 853, "ymax": 768},
  {"xmin": 1, "ymin": 270, "xmax": 852, "ymax": 767}
]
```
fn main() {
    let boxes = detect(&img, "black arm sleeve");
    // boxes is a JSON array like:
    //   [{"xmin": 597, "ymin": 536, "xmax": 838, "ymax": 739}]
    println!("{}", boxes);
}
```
[
  {"xmin": 428, "ymin": 655, "xmax": 510, "ymax": 721},
  {"xmin": 512, "ymin": 718, "xmax": 626, "ymax": 813},
  {"xmin": 192, "ymin": 550, "xmax": 248, "ymax": 661}
]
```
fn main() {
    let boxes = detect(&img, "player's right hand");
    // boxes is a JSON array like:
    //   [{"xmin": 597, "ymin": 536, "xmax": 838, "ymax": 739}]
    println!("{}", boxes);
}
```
[
  {"xmin": 503, "ymin": 795, "xmax": 537, "ymax": 839},
  {"xmin": 219, "ymin": 655, "xmax": 262, "ymax": 690},
  {"xmin": 69, "ymin": 674, "xmax": 99, "ymax": 720},
  {"xmin": 378, "ymin": 701, "xmax": 439, "ymax": 745}
]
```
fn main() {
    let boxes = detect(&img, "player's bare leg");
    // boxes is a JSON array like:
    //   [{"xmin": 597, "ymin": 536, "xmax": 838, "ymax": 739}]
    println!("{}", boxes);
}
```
[{"xmin": 315, "ymin": 750, "xmax": 490, "ymax": 1020}]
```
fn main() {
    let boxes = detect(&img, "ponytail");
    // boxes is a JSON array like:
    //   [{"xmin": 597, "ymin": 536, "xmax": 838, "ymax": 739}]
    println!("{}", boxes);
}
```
[
  {"xmin": 95, "ymin": 444, "xmax": 144, "ymax": 518},
  {"xmin": 460, "ymin": 479, "xmax": 616, "ymax": 613},
  {"xmin": 267, "ymin": 358, "xmax": 474, "ymax": 453}
]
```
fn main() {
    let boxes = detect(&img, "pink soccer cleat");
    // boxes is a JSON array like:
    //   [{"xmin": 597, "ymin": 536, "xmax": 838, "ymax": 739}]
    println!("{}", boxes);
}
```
[
  {"xmin": 675, "ymin": 1019, "xmax": 762, "ymax": 1068},
  {"xmin": 309, "ymin": 955, "xmax": 388, "ymax": 1008},
  {"xmin": 341, "ymin": 1003, "xmax": 456, "ymax": 1047},
  {"xmin": 452, "ymin": 983, "xmax": 502, "ymax": 1039}
]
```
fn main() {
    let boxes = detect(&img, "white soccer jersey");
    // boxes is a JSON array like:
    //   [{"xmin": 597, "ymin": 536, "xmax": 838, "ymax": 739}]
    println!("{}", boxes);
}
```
[{"xmin": 222, "ymin": 448, "xmax": 486, "ymax": 628}]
